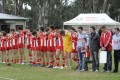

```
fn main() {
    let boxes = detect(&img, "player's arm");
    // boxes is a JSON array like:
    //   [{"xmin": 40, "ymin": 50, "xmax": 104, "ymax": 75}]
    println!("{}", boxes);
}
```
[{"xmin": 104, "ymin": 32, "xmax": 112, "ymax": 48}]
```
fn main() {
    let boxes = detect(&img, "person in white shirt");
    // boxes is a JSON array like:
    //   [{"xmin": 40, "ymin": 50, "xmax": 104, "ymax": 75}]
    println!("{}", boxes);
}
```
[
  {"xmin": 77, "ymin": 26, "xmax": 89, "ymax": 70},
  {"xmin": 112, "ymin": 27, "xmax": 120, "ymax": 73}
]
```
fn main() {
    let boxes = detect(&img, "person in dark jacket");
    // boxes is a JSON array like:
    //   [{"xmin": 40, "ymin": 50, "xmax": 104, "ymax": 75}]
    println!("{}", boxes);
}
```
[
  {"xmin": 98, "ymin": 28, "xmax": 102, "ymax": 36},
  {"xmin": 89, "ymin": 26, "xmax": 100, "ymax": 72}
]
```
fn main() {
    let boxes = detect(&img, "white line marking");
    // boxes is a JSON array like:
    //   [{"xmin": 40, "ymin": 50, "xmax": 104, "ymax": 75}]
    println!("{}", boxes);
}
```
[{"xmin": 0, "ymin": 77, "xmax": 14, "ymax": 80}]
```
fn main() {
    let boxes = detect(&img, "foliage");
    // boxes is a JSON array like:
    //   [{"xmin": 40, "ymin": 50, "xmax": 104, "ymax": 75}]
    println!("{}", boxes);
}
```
[{"xmin": 0, "ymin": 0, "xmax": 120, "ymax": 28}]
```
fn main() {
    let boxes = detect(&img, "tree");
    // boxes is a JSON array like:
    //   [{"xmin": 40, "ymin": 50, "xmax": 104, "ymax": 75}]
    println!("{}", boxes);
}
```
[{"xmin": 0, "ymin": 0, "xmax": 120, "ymax": 29}]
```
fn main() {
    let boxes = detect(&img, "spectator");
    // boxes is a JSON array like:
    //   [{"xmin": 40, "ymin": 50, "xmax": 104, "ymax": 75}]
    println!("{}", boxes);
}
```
[
  {"xmin": 77, "ymin": 26, "xmax": 89, "ymax": 71},
  {"xmin": 112, "ymin": 27, "xmax": 120, "ymax": 73},
  {"xmin": 89, "ymin": 26, "xmax": 100, "ymax": 72},
  {"xmin": 100, "ymin": 26, "xmax": 112, "ymax": 72}
]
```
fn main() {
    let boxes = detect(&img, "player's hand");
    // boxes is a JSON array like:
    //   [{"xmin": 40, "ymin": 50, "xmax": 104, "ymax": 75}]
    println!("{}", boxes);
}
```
[{"xmin": 102, "ymin": 47, "xmax": 106, "ymax": 51}]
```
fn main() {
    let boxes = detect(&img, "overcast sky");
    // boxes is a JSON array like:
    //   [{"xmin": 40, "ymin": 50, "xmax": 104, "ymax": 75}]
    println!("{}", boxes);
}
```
[
  {"xmin": 68, "ymin": 0, "xmax": 75, "ymax": 5},
  {"xmin": 69, "ymin": 0, "xmax": 75, "ymax": 2}
]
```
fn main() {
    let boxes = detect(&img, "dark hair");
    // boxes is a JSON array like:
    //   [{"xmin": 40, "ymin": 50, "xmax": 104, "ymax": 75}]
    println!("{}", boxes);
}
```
[
  {"xmin": 78, "ymin": 26, "xmax": 83, "ymax": 30},
  {"xmin": 45, "ymin": 27, "xmax": 49, "ymax": 32},
  {"xmin": 18, "ymin": 27, "xmax": 23, "ymax": 30},
  {"xmin": 70, "ymin": 27, "xmax": 76, "ymax": 32},
  {"xmin": 30, "ymin": 29, "xmax": 33, "ymax": 32},
  {"xmin": 101, "ymin": 26, "xmax": 106, "ymax": 29},
  {"xmin": 60, "ymin": 30, "xmax": 65, "ymax": 35},
  {"xmin": 2, "ymin": 31, "xmax": 7, "ymax": 36},
  {"xmin": 36, "ymin": 28, "xmax": 39, "ymax": 31},
  {"xmin": 90, "ymin": 26, "xmax": 96, "ymax": 30},
  {"xmin": 54, "ymin": 26, "xmax": 60, "ymax": 29},
  {"xmin": 40, "ymin": 27, "xmax": 44, "ymax": 32},
  {"xmin": 32, "ymin": 31, "xmax": 37, "ymax": 35},
  {"xmin": 115, "ymin": 27, "xmax": 120, "ymax": 31},
  {"xmin": 49, "ymin": 25, "xmax": 55, "ymax": 30},
  {"xmin": 11, "ymin": 29, "xmax": 15, "ymax": 32}
]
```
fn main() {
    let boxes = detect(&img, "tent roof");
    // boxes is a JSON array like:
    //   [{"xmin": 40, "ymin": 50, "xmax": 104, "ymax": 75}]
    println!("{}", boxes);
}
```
[
  {"xmin": 0, "ymin": 13, "xmax": 28, "ymax": 20},
  {"xmin": 63, "ymin": 13, "xmax": 120, "ymax": 26}
]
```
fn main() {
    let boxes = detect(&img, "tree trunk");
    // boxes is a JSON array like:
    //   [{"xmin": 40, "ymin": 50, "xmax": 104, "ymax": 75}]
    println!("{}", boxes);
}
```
[
  {"xmin": 14, "ymin": 0, "xmax": 18, "ymax": 15},
  {"xmin": 38, "ymin": 5, "xmax": 42, "ymax": 28},
  {"xmin": 106, "ymin": 2, "xmax": 112, "ymax": 15},
  {"xmin": 92, "ymin": 0, "xmax": 98, "ymax": 13},
  {"xmin": 1, "ymin": 0, "xmax": 6, "ymax": 13},
  {"xmin": 102, "ymin": 0, "xmax": 108, "ymax": 13}
]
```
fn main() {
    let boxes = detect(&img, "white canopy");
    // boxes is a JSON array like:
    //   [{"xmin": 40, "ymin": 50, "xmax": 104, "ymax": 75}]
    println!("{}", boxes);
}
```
[{"xmin": 63, "ymin": 13, "xmax": 120, "ymax": 26}]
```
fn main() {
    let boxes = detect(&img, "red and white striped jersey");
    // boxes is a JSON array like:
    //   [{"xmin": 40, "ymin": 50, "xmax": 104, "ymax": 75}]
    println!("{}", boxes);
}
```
[
  {"xmin": 1, "ymin": 36, "xmax": 7, "ymax": 48},
  {"xmin": 19, "ymin": 32, "xmax": 25, "ymax": 44},
  {"xmin": 0, "ymin": 36, "xmax": 1, "ymax": 48},
  {"xmin": 40, "ymin": 32, "xmax": 47, "ymax": 47},
  {"xmin": 56, "ymin": 33, "xmax": 63, "ymax": 47},
  {"xmin": 84, "ymin": 46, "xmax": 90, "ymax": 58},
  {"xmin": 6, "ymin": 34, "xmax": 12, "ymax": 47},
  {"xmin": 12, "ymin": 32, "xmax": 18, "ymax": 46},
  {"xmin": 36, "ymin": 33, "xmax": 41, "ymax": 47},
  {"xmin": 71, "ymin": 32, "xmax": 77, "ymax": 49},
  {"xmin": 26, "ymin": 33, "xmax": 31, "ymax": 45},
  {"xmin": 30, "ymin": 36, "xmax": 37, "ymax": 48},
  {"xmin": 47, "ymin": 32, "xmax": 56, "ymax": 47}
]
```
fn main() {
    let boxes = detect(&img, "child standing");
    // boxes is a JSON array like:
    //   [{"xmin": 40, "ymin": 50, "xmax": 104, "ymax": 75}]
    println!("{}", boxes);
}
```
[{"xmin": 81, "ymin": 38, "xmax": 90, "ymax": 71}]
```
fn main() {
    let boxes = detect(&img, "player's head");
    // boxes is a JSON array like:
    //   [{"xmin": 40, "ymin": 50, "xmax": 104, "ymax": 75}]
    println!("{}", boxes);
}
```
[
  {"xmin": 70, "ymin": 27, "xmax": 76, "ymax": 34},
  {"xmin": 40, "ymin": 27, "xmax": 44, "ymax": 32},
  {"xmin": 49, "ymin": 25, "xmax": 55, "ymax": 32},
  {"xmin": 30, "ymin": 29, "xmax": 33, "ymax": 33},
  {"xmin": 54, "ymin": 26, "xmax": 59, "ymax": 30},
  {"xmin": 18, "ymin": 27, "xmax": 23, "ymax": 31},
  {"xmin": 78, "ymin": 26, "xmax": 83, "ymax": 33},
  {"xmin": 11, "ymin": 28, "xmax": 15, "ymax": 33},
  {"xmin": 2, "ymin": 31, "xmax": 7, "ymax": 36},
  {"xmin": 90, "ymin": 26, "xmax": 96, "ymax": 33},
  {"xmin": 101, "ymin": 26, "xmax": 106, "ymax": 33},
  {"xmin": 45, "ymin": 27, "xmax": 49, "ymax": 32},
  {"xmin": 60, "ymin": 30, "xmax": 65, "ymax": 36},
  {"xmin": 32, "ymin": 30, "xmax": 37, "ymax": 36},
  {"xmin": 36, "ymin": 28, "xmax": 39, "ymax": 32},
  {"xmin": 114, "ymin": 27, "xmax": 120, "ymax": 35},
  {"xmin": 54, "ymin": 26, "xmax": 60, "ymax": 32}
]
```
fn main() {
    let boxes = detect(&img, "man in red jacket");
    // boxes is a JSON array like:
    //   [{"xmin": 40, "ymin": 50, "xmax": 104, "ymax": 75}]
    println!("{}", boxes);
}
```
[{"xmin": 100, "ymin": 26, "xmax": 112, "ymax": 72}]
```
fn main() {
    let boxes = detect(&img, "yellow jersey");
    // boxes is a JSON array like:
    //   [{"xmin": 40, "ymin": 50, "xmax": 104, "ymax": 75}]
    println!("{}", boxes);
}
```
[{"xmin": 63, "ymin": 31, "xmax": 72, "ymax": 53}]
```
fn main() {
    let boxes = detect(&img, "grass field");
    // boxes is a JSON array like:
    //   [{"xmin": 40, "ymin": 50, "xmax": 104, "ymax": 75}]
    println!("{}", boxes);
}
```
[{"xmin": 0, "ymin": 50, "xmax": 120, "ymax": 80}]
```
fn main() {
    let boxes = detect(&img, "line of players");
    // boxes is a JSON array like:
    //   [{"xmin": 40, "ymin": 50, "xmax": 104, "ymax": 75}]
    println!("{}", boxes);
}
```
[{"xmin": 0, "ymin": 26, "xmax": 90, "ymax": 69}]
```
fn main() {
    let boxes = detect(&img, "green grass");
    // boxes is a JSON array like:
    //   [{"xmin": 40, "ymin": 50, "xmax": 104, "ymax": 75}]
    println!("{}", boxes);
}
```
[{"xmin": 0, "ymin": 50, "xmax": 120, "ymax": 80}]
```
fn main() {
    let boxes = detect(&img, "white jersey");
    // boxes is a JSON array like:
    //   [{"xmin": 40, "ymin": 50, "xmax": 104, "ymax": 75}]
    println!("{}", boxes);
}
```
[
  {"xmin": 77, "ymin": 31, "xmax": 89, "ymax": 48},
  {"xmin": 112, "ymin": 33, "xmax": 120, "ymax": 50}
]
